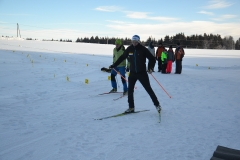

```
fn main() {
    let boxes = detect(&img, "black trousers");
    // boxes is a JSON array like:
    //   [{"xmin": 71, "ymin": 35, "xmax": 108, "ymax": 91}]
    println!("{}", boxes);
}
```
[
  {"xmin": 128, "ymin": 71, "xmax": 159, "ymax": 108},
  {"xmin": 175, "ymin": 60, "xmax": 182, "ymax": 74},
  {"xmin": 161, "ymin": 63, "xmax": 167, "ymax": 73}
]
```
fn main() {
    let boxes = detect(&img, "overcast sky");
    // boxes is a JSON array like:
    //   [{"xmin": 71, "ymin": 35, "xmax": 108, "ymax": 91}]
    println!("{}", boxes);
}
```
[{"xmin": 0, "ymin": 0, "xmax": 240, "ymax": 41}]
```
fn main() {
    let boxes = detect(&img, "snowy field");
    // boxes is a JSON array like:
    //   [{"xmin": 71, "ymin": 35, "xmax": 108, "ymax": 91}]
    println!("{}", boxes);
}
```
[{"xmin": 0, "ymin": 38, "xmax": 240, "ymax": 160}]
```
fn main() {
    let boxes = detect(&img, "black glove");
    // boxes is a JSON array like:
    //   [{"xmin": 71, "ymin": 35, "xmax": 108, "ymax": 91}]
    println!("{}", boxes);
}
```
[
  {"xmin": 148, "ymin": 68, "xmax": 153, "ymax": 74},
  {"xmin": 126, "ymin": 68, "xmax": 129, "ymax": 72},
  {"xmin": 109, "ymin": 65, "xmax": 114, "ymax": 69}
]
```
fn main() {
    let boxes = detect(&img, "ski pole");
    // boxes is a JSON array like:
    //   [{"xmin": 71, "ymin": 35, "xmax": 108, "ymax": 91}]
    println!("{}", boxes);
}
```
[
  {"xmin": 112, "ymin": 68, "xmax": 137, "ymax": 89},
  {"xmin": 150, "ymin": 73, "xmax": 172, "ymax": 98},
  {"xmin": 112, "ymin": 68, "xmax": 128, "ymax": 82}
]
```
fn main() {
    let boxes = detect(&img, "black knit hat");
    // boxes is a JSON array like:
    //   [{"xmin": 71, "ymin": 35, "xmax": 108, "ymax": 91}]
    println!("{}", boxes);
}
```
[
  {"xmin": 169, "ymin": 45, "xmax": 172, "ymax": 48},
  {"xmin": 177, "ymin": 42, "xmax": 180, "ymax": 45}
]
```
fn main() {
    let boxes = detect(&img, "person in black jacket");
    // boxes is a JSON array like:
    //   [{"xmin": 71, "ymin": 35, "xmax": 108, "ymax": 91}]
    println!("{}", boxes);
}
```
[{"xmin": 109, "ymin": 35, "xmax": 161, "ymax": 114}]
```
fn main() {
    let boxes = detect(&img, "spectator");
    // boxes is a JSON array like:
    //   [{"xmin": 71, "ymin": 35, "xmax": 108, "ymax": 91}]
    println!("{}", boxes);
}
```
[
  {"xmin": 174, "ymin": 42, "xmax": 185, "ymax": 74},
  {"xmin": 166, "ymin": 45, "xmax": 175, "ymax": 73},
  {"xmin": 156, "ymin": 42, "xmax": 165, "ymax": 72}
]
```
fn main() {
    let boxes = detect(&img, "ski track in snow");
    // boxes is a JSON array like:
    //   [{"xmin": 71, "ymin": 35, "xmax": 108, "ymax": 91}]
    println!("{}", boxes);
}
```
[{"xmin": 0, "ymin": 39, "xmax": 240, "ymax": 160}]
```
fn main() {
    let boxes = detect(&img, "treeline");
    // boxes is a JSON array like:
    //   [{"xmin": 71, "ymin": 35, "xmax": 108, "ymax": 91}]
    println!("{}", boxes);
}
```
[
  {"xmin": 42, "ymin": 38, "xmax": 72, "ymax": 42},
  {"xmin": 76, "ymin": 36, "xmax": 132, "ymax": 46},
  {"xmin": 76, "ymin": 33, "xmax": 240, "ymax": 50}
]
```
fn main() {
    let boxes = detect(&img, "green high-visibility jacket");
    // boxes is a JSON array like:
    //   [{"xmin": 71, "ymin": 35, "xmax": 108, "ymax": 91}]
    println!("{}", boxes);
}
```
[
  {"xmin": 113, "ymin": 45, "xmax": 130, "ymax": 68},
  {"xmin": 161, "ymin": 51, "xmax": 168, "ymax": 64}
]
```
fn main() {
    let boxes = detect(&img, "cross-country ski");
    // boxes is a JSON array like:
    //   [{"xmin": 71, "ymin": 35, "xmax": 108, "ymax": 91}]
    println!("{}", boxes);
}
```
[
  {"xmin": 94, "ymin": 110, "xmax": 150, "ymax": 120},
  {"xmin": 98, "ymin": 92, "xmax": 123, "ymax": 95},
  {"xmin": 113, "ymin": 94, "xmax": 127, "ymax": 101}
]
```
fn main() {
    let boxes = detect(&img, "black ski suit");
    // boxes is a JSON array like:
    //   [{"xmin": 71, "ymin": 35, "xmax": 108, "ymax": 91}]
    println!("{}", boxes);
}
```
[{"xmin": 112, "ymin": 43, "xmax": 160, "ymax": 109}]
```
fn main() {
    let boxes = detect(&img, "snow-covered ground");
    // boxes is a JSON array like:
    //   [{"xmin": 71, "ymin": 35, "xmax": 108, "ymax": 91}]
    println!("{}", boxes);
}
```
[{"xmin": 0, "ymin": 39, "xmax": 240, "ymax": 160}]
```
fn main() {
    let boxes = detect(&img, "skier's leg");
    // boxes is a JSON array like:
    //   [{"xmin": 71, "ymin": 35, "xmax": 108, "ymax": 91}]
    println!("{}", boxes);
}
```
[
  {"xmin": 118, "ymin": 67, "xmax": 128, "ymax": 92},
  {"xmin": 128, "ymin": 72, "xmax": 137, "ymax": 108},
  {"xmin": 138, "ymin": 72, "xmax": 159, "ymax": 106},
  {"xmin": 111, "ymin": 68, "xmax": 118, "ymax": 89}
]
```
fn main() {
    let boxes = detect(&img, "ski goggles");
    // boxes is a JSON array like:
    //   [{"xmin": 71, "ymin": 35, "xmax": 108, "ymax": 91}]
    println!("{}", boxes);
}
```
[{"xmin": 131, "ymin": 40, "xmax": 139, "ymax": 43}]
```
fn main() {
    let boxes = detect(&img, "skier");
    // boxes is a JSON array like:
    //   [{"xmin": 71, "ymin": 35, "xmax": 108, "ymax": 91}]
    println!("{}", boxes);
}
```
[
  {"xmin": 109, "ymin": 39, "xmax": 129, "ymax": 95},
  {"xmin": 174, "ymin": 42, "xmax": 185, "ymax": 74},
  {"xmin": 166, "ymin": 45, "xmax": 175, "ymax": 73},
  {"xmin": 109, "ymin": 35, "xmax": 161, "ymax": 114}
]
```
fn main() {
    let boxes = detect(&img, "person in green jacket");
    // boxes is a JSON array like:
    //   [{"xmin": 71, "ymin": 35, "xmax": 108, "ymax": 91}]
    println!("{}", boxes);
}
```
[
  {"xmin": 161, "ymin": 48, "xmax": 168, "ymax": 74},
  {"xmin": 109, "ymin": 39, "xmax": 129, "ymax": 95}
]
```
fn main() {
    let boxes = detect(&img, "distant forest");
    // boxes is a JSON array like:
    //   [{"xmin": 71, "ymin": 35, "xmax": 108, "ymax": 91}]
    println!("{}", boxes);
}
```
[
  {"xmin": 75, "ymin": 33, "xmax": 240, "ymax": 50},
  {"xmin": 19, "ymin": 32, "xmax": 240, "ymax": 50}
]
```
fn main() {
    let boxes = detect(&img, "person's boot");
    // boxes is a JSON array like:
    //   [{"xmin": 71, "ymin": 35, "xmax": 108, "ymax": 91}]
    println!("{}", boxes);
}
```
[
  {"xmin": 109, "ymin": 88, "xmax": 117, "ymax": 93},
  {"xmin": 155, "ymin": 104, "xmax": 162, "ymax": 113},
  {"xmin": 124, "ymin": 108, "xmax": 134, "ymax": 113}
]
